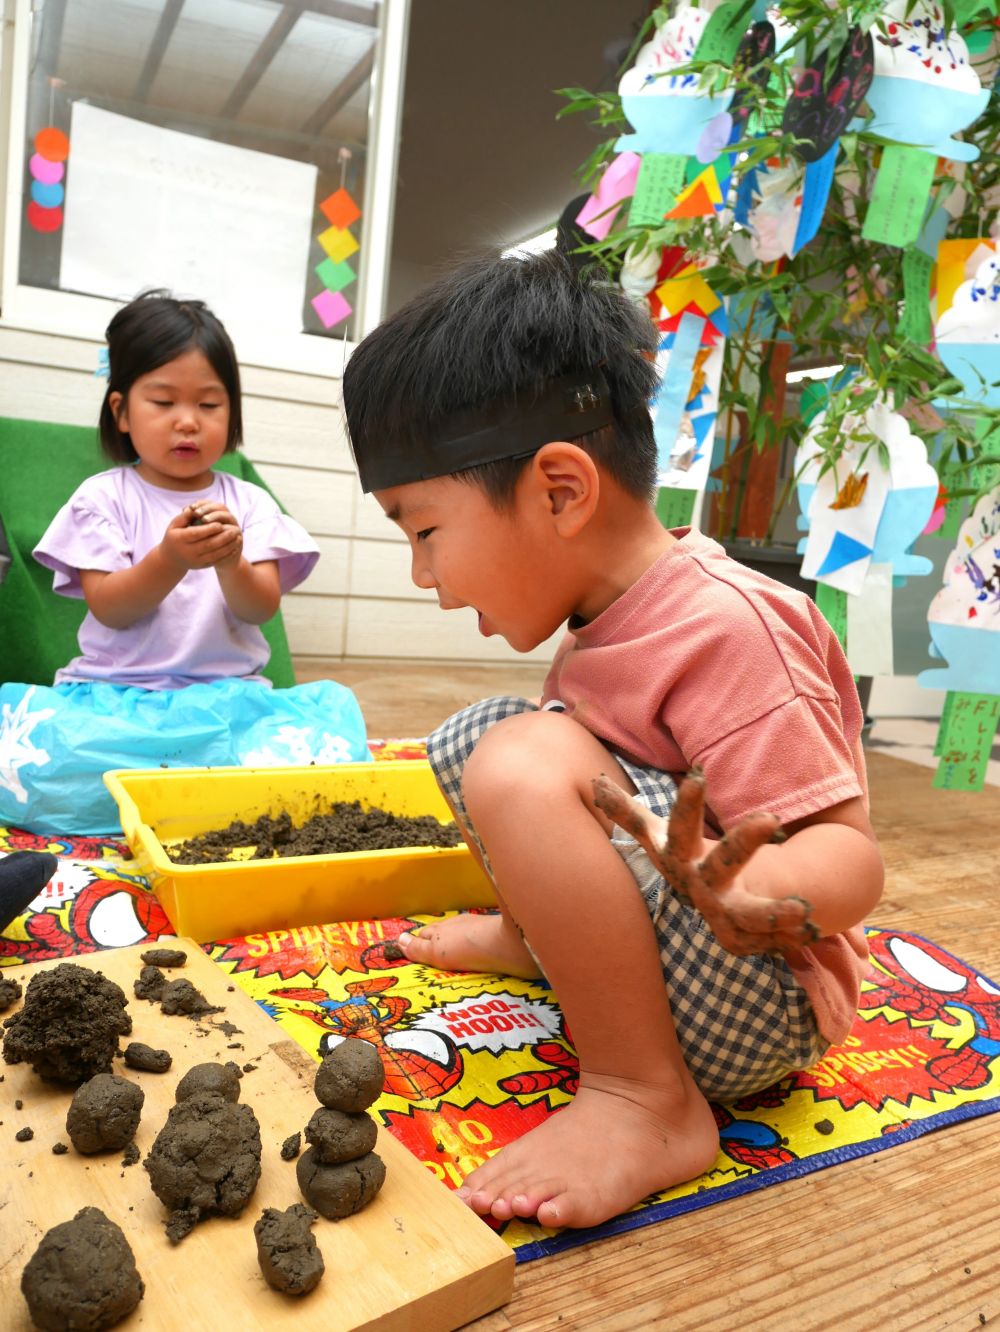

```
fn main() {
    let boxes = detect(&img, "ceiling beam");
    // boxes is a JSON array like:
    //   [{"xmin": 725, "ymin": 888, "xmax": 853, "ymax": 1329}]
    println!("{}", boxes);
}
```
[
  {"xmin": 304, "ymin": 0, "xmax": 377, "ymax": 27},
  {"xmin": 301, "ymin": 46, "xmax": 375, "ymax": 135},
  {"xmin": 134, "ymin": 0, "xmax": 186, "ymax": 103},
  {"xmin": 58, "ymin": 85, "xmax": 365, "ymax": 172},
  {"xmin": 220, "ymin": 4, "xmax": 303, "ymax": 120}
]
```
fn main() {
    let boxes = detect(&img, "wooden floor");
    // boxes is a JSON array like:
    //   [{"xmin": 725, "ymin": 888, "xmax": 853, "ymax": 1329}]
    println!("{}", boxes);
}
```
[{"xmin": 303, "ymin": 662, "xmax": 1000, "ymax": 1332}]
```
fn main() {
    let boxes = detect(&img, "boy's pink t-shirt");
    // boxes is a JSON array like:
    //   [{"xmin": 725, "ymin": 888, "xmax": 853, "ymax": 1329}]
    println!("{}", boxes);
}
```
[
  {"xmin": 541, "ymin": 528, "xmax": 870, "ymax": 1045},
  {"xmin": 34, "ymin": 466, "xmax": 319, "ymax": 690}
]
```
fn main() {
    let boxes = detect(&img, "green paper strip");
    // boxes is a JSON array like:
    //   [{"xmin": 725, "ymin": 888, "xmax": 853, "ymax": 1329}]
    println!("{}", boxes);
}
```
[
  {"xmin": 815, "ymin": 582, "xmax": 847, "ymax": 649},
  {"xmin": 629, "ymin": 153, "xmax": 687, "ymax": 229},
  {"xmin": 861, "ymin": 146, "xmax": 937, "ymax": 250},
  {"xmin": 933, "ymin": 691, "xmax": 956, "ymax": 756},
  {"xmin": 931, "ymin": 692, "xmax": 1000, "ymax": 791},
  {"xmin": 655, "ymin": 487, "xmax": 698, "ymax": 530},
  {"xmin": 315, "ymin": 256, "xmax": 356, "ymax": 292},
  {"xmin": 693, "ymin": 0, "xmax": 754, "ymax": 64},
  {"xmin": 898, "ymin": 248, "xmax": 934, "ymax": 346}
]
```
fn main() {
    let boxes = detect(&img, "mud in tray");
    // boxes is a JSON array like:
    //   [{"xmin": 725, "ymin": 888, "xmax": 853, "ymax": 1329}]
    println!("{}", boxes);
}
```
[{"xmin": 104, "ymin": 762, "xmax": 494, "ymax": 943}]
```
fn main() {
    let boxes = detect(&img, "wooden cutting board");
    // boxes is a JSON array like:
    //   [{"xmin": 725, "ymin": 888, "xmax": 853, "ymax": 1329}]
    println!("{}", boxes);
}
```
[{"xmin": 0, "ymin": 943, "xmax": 514, "ymax": 1331}]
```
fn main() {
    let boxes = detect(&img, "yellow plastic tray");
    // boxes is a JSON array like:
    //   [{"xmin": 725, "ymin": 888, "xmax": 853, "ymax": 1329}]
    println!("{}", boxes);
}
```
[{"xmin": 104, "ymin": 761, "xmax": 495, "ymax": 943}]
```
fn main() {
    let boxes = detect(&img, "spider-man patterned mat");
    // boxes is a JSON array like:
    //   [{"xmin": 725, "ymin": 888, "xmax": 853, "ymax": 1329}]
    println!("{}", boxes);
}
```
[{"xmin": 2, "ymin": 772, "xmax": 1000, "ymax": 1260}]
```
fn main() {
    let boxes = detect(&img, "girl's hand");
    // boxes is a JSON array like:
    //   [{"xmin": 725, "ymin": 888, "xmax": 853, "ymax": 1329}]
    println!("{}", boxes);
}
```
[
  {"xmin": 592, "ymin": 769, "xmax": 819, "ymax": 956},
  {"xmin": 160, "ymin": 504, "xmax": 244, "ymax": 571}
]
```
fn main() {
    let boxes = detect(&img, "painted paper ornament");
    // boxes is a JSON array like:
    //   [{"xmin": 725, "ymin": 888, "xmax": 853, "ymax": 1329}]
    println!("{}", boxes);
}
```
[
  {"xmin": 860, "ymin": 1, "xmax": 989, "ymax": 162},
  {"xmin": 918, "ymin": 488, "xmax": 1000, "ymax": 693},
  {"xmin": 616, "ymin": 5, "xmax": 734, "ymax": 158},
  {"xmin": 782, "ymin": 25, "xmax": 874, "ymax": 164},
  {"xmin": 728, "ymin": 20, "xmax": 777, "ymax": 128},
  {"xmin": 797, "ymin": 395, "xmax": 939, "ymax": 593},
  {"xmin": 738, "ymin": 158, "xmax": 805, "ymax": 263},
  {"xmin": 934, "ymin": 244, "xmax": 1000, "ymax": 409}
]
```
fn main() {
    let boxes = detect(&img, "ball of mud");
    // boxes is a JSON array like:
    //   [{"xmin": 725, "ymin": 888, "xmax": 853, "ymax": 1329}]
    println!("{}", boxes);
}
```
[
  {"xmin": 315, "ymin": 1039, "xmax": 384, "ymax": 1112},
  {"xmin": 21, "ymin": 1205, "xmax": 144, "ymax": 1330},
  {"xmin": 123, "ymin": 1042, "xmax": 172, "ymax": 1074},
  {"xmin": 304, "ymin": 1106, "xmax": 377, "ymax": 1164},
  {"xmin": 2, "ymin": 963, "xmax": 131, "ymax": 1085},
  {"xmin": 139, "ymin": 948, "xmax": 186, "ymax": 969},
  {"xmin": 133, "ymin": 966, "xmax": 166, "ymax": 1002},
  {"xmin": 254, "ymin": 1203, "xmax": 324, "ymax": 1295},
  {"xmin": 159, "ymin": 978, "xmax": 214, "ymax": 1016},
  {"xmin": 144, "ymin": 1092, "xmax": 261, "ymax": 1243},
  {"xmin": 174, "ymin": 1061, "xmax": 241, "ymax": 1103},
  {"xmin": 67, "ymin": 1074, "xmax": 144, "ymax": 1154},
  {"xmin": 296, "ymin": 1146, "xmax": 386, "ymax": 1220},
  {"xmin": 0, "ymin": 975, "xmax": 23, "ymax": 1013}
]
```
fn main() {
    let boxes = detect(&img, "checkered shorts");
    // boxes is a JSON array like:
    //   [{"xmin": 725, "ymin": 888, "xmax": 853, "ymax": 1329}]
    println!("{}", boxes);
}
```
[{"xmin": 427, "ymin": 695, "xmax": 828, "ymax": 1101}]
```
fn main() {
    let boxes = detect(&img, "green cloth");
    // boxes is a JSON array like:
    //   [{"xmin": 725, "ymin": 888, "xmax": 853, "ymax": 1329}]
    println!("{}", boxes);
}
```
[{"xmin": 0, "ymin": 416, "xmax": 296, "ymax": 688}]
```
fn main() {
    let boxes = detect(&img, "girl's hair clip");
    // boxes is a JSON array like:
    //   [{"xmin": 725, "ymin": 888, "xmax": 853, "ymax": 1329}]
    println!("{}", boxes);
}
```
[{"xmin": 95, "ymin": 346, "xmax": 110, "ymax": 381}]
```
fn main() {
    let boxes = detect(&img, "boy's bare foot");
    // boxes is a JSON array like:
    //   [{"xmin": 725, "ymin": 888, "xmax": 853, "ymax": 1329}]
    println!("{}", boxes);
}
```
[
  {"xmin": 398, "ymin": 912, "xmax": 542, "ymax": 978},
  {"xmin": 455, "ymin": 1072, "xmax": 720, "ymax": 1229}
]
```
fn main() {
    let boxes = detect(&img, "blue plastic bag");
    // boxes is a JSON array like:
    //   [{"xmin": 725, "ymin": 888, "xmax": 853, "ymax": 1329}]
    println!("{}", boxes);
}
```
[{"xmin": 0, "ymin": 678, "xmax": 369, "ymax": 835}]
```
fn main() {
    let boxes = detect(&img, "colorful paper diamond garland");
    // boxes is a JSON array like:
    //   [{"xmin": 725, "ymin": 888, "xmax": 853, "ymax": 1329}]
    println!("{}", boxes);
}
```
[{"xmin": 311, "ymin": 146, "xmax": 360, "ymax": 331}]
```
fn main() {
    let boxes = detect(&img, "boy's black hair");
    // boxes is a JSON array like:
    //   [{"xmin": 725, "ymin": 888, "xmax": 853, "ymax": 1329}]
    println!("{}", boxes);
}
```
[
  {"xmin": 98, "ymin": 290, "xmax": 243, "ymax": 462},
  {"xmin": 343, "ymin": 250, "xmax": 660, "ymax": 505}
]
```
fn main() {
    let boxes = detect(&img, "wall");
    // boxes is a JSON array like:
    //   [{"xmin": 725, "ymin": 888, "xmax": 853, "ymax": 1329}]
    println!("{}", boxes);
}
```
[{"xmin": 0, "ymin": 325, "xmax": 559, "ymax": 669}]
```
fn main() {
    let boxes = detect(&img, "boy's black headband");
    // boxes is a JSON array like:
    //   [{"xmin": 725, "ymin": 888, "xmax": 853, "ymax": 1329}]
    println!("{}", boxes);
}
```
[{"xmin": 353, "ymin": 369, "xmax": 614, "ymax": 492}]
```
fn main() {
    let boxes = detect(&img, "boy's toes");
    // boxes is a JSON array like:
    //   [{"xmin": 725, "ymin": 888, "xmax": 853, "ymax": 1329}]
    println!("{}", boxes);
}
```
[
  {"xmin": 459, "ymin": 1186, "xmax": 498, "ymax": 1216},
  {"xmin": 536, "ymin": 1194, "xmax": 572, "ymax": 1228}
]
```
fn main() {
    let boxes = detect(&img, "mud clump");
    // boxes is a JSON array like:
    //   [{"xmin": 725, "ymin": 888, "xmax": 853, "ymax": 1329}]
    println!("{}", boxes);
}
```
[
  {"xmin": 0, "ymin": 975, "xmax": 23, "ymax": 1013},
  {"xmin": 133, "ymin": 967, "xmax": 166, "ymax": 1002},
  {"xmin": 21, "ymin": 1205, "xmax": 144, "ymax": 1330},
  {"xmin": 144, "ymin": 1092, "xmax": 261, "ymax": 1243},
  {"xmin": 305, "ymin": 1107, "xmax": 377, "ymax": 1164},
  {"xmin": 315, "ymin": 1039, "xmax": 385, "ymax": 1113},
  {"xmin": 254, "ymin": 1203, "xmax": 324, "ymax": 1296},
  {"xmin": 66, "ymin": 1074, "xmax": 144, "ymax": 1154},
  {"xmin": 175, "ymin": 1060, "xmax": 242, "ymax": 1103},
  {"xmin": 296, "ymin": 1147, "xmax": 386, "ymax": 1220},
  {"xmin": 139, "ymin": 948, "xmax": 186, "ymax": 969},
  {"xmin": 280, "ymin": 1131, "xmax": 302, "ymax": 1161},
  {"xmin": 167, "ymin": 801, "xmax": 462, "ymax": 864},
  {"xmin": 159, "ymin": 978, "xmax": 219, "ymax": 1016},
  {"xmin": 123, "ymin": 1042, "xmax": 172, "ymax": 1074},
  {"xmin": 2, "ymin": 963, "xmax": 131, "ymax": 1085}
]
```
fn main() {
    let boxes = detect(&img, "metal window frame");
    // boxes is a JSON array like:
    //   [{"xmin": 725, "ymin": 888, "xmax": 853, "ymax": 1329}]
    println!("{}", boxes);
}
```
[{"xmin": 0, "ymin": 0, "xmax": 409, "ymax": 375}]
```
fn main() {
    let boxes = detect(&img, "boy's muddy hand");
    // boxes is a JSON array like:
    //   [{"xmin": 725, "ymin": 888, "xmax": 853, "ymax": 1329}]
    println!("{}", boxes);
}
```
[{"xmin": 592, "ymin": 770, "xmax": 820, "ymax": 956}]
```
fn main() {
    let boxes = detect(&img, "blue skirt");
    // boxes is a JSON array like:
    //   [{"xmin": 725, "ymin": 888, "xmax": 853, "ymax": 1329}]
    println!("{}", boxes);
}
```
[{"xmin": 0, "ymin": 678, "xmax": 369, "ymax": 835}]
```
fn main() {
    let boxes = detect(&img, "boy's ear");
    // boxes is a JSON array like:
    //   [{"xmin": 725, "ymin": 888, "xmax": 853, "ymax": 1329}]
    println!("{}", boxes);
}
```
[
  {"xmin": 108, "ymin": 391, "xmax": 127, "ymax": 433},
  {"xmin": 529, "ymin": 442, "xmax": 599, "ymax": 536}
]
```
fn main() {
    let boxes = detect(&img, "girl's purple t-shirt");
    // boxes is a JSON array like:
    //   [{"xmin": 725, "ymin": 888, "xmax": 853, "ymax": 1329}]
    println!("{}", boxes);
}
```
[{"xmin": 33, "ymin": 466, "xmax": 319, "ymax": 689}]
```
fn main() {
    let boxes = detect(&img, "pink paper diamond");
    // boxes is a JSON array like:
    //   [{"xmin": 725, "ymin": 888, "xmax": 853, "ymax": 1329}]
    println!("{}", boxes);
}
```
[{"xmin": 311, "ymin": 288, "xmax": 352, "ymax": 329}]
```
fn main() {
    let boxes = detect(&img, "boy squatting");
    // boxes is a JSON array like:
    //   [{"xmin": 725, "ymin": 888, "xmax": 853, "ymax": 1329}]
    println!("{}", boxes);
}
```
[{"xmin": 341, "ymin": 251, "xmax": 884, "ymax": 1231}]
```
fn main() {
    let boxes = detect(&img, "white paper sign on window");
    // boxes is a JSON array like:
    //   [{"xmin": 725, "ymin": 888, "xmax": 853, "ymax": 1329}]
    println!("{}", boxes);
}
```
[{"xmin": 60, "ymin": 102, "xmax": 318, "ymax": 345}]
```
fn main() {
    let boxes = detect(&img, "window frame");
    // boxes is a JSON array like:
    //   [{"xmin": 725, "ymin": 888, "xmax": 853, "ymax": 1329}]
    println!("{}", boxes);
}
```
[{"xmin": 0, "ymin": 0, "xmax": 410, "ymax": 376}]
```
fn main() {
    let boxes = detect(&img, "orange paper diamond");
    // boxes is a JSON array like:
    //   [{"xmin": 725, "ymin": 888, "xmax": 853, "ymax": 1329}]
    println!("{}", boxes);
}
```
[{"xmin": 320, "ymin": 187, "xmax": 361, "ymax": 230}]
